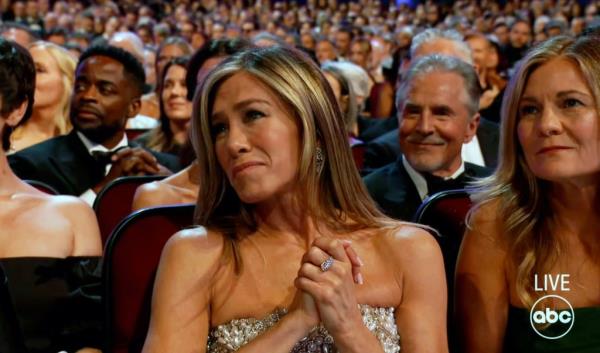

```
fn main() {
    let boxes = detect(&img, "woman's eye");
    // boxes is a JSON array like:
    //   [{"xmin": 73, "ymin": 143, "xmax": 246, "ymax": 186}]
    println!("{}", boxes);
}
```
[
  {"xmin": 563, "ymin": 98, "xmax": 583, "ymax": 109},
  {"xmin": 519, "ymin": 105, "xmax": 539, "ymax": 117},
  {"xmin": 211, "ymin": 123, "xmax": 227, "ymax": 137},
  {"xmin": 245, "ymin": 110, "xmax": 265, "ymax": 120}
]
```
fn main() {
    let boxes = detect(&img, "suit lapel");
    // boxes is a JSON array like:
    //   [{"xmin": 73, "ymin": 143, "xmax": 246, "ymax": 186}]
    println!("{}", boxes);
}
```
[
  {"xmin": 476, "ymin": 119, "xmax": 499, "ymax": 167},
  {"xmin": 47, "ymin": 132, "xmax": 104, "ymax": 195},
  {"xmin": 383, "ymin": 159, "xmax": 423, "ymax": 220}
]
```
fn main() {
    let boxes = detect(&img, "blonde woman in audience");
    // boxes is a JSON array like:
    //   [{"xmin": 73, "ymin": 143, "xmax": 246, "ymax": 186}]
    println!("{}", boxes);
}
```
[
  {"xmin": 143, "ymin": 45, "xmax": 447, "ymax": 353},
  {"xmin": 456, "ymin": 35, "xmax": 600, "ymax": 353},
  {"xmin": 9, "ymin": 41, "xmax": 75, "ymax": 152}
]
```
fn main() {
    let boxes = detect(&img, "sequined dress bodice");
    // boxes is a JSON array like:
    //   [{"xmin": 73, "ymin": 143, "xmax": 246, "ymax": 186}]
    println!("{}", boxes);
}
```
[{"xmin": 207, "ymin": 304, "xmax": 400, "ymax": 353}]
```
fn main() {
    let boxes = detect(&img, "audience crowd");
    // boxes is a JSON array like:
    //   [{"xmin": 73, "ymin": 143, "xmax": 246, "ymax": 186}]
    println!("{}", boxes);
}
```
[{"xmin": 0, "ymin": 0, "xmax": 599, "ymax": 352}]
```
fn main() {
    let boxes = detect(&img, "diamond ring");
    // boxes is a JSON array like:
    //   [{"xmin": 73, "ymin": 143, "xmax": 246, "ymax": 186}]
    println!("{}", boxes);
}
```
[{"xmin": 320, "ymin": 256, "xmax": 334, "ymax": 272}]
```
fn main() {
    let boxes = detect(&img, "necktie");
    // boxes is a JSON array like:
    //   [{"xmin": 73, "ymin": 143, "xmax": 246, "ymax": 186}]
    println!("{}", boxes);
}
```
[
  {"xmin": 423, "ymin": 173, "xmax": 463, "ymax": 196},
  {"xmin": 91, "ymin": 150, "xmax": 114, "ymax": 168}
]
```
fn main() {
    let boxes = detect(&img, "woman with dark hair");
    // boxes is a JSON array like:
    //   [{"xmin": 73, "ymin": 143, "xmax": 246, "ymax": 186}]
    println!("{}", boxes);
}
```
[
  {"xmin": 136, "ymin": 57, "xmax": 192, "ymax": 157},
  {"xmin": 143, "ymin": 45, "xmax": 447, "ymax": 353}
]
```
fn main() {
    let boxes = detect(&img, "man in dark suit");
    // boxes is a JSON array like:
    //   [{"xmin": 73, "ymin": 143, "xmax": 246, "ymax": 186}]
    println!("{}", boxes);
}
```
[
  {"xmin": 364, "ymin": 55, "xmax": 491, "ymax": 221},
  {"xmin": 361, "ymin": 28, "xmax": 500, "ymax": 173},
  {"xmin": 361, "ymin": 117, "xmax": 499, "ymax": 173},
  {"xmin": 9, "ymin": 45, "xmax": 179, "ymax": 204}
]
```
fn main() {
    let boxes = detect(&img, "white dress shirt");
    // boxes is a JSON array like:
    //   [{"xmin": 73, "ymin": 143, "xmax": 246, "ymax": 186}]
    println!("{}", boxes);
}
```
[
  {"xmin": 402, "ymin": 155, "xmax": 465, "ymax": 201},
  {"xmin": 462, "ymin": 135, "xmax": 485, "ymax": 167},
  {"xmin": 78, "ymin": 131, "xmax": 128, "ymax": 206}
]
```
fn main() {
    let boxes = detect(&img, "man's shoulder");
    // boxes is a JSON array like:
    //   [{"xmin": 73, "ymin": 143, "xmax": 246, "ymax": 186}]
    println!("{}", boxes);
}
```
[
  {"xmin": 363, "ymin": 160, "xmax": 404, "ymax": 192},
  {"xmin": 10, "ymin": 134, "xmax": 74, "ymax": 160},
  {"xmin": 464, "ymin": 162, "xmax": 493, "ymax": 178}
]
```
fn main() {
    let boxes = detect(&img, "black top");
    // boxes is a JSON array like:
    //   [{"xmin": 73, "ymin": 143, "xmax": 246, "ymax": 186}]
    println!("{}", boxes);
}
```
[
  {"xmin": 504, "ymin": 305, "xmax": 600, "ymax": 353},
  {"xmin": 0, "ymin": 257, "xmax": 102, "ymax": 353}
]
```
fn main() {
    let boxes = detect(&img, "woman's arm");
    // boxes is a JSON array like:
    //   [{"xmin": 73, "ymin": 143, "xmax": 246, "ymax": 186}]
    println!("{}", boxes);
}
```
[
  {"xmin": 393, "ymin": 226, "xmax": 448, "ymax": 353},
  {"xmin": 142, "ymin": 227, "xmax": 222, "ymax": 352},
  {"xmin": 143, "ymin": 228, "xmax": 321, "ymax": 353},
  {"xmin": 455, "ymin": 204, "xmax": 509, "ymax": 353}
]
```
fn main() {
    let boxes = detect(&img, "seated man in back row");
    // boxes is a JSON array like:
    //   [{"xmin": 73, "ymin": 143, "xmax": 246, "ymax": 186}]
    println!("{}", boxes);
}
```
[
  {"xmin": 9, "ymin": 45, "xmax": 180, "ymax": 205},
  {"xmin": 364, "ymin": 54, "xmax": 491, "ymax": 221}
]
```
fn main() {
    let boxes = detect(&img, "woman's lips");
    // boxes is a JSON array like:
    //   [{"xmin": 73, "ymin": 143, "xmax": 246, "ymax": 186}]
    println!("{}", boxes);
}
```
[
  {"xmin": 231, "ymin": 162, "xmax": 264, "ymax": 178},
  {"xmin": 537, "ymin": 146, "xmax": 573, "ymax": 154}
]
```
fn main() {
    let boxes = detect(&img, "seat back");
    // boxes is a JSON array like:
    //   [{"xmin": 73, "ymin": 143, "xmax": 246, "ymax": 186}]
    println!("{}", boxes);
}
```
[
  {"xmin": 23, "ymin": 179, "xmax": 59, "ymax": 195},
  {"xmin": 413, "ymin": 189, "xmax": 472, "ymax": 353},
  {"xmin": 102, "ymin": 204, "xmax": 195, "ymax": 353},
  {"xmin": 94, "ymin": 175, "xmax": 165, "ymax": 247},
  {"xmin": 0, "ymin": 264, "xmax": 26, "ymax": 353},
  {"xmin": 351, "ymin": 143, "xmax": 367, "ymax": 171}
]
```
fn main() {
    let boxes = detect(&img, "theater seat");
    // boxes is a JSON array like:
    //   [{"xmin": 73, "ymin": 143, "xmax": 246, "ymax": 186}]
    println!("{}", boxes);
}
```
[
  {"xmin": 93, "ymin": 175, "xmax": 165, "ymax": 247},
  {"xmin": 0, "ymin": 264, "xmax": 26, "ymax": 353},
  {"xmin": 102, "ymin": 203, "xmax": 195, "ymax": 353},
  {"xmin": 351, "ymin": 143, "xmax": 367, "ymax": 171},
  {"xmin": 23, "ymin": 179, "xmax": 59, "ymax": 195},
  {"xmin": 413, "ymin": 189, "xmax": 472, "ymax": 353}
]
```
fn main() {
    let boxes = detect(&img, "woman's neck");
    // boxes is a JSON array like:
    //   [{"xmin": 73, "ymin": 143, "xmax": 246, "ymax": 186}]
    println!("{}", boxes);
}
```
[
  {"xmin": 169, "ymin": 119, "xmax": 189, "ymax": 145},
  {"xmin": 0, "ymin": 151, "xmax": 26, "ymax": 197},
  {"xmin": 24, "ymin": 108, "xmax": 60, "ymax": 135},
  {"xmin": 254, "ymin": 194, "xmax": 323, "ymax": 248},
  {"xmin": 550, "ymin": 178, "xmax": 600, "ymax": 236}
]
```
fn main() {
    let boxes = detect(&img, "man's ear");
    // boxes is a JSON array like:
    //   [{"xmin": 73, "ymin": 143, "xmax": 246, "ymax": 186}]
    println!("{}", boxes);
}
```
[
  {"xmin": 6, "ymin": 100, "xmax": 28, "ymax": 127},
  {"xmin": 464, "ymin": 112, "xmax": 481, "ymax": 143},
  {"xmin": 127, "ymin": 97, "xmax": 141, "ymax": 118}
]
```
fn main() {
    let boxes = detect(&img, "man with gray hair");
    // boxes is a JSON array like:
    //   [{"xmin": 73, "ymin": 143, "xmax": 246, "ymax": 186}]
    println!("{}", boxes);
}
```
[
  {"xmin": 409, "ymin": 28, "xmax": 473, "ymax": 65},
  {"xmin": 364, "ymin": 55, "xmax": 491, "ymax": 221},
  {"xmin": 360, "ymin": 28, "xmax": 499, "ymax": 170}
]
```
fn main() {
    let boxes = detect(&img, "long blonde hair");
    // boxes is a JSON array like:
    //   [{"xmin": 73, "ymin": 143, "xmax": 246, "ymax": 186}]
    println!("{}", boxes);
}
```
[
  {"xmin": 27, "ymin": 41, "xmax": 76, "ymax": 135},
  {"xmin": 191, "ymin": 46, "xmax": 392, "ymax": 270},
  {"xmin": 467, "ymin": 35, "xmax": 600, "ymax": 308}
]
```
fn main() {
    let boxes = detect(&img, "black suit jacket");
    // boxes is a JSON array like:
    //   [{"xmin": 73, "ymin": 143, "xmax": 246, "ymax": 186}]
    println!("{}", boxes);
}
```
[
  {"xmin": 363, "ymin": 158, "xmax": 491, "ymax": 221},
  {"xmin": 361, "ymin": 118, "xmax": 500, "ymax": 173},
  {"xmin": 8, "ymin": 131, "xmax": 181, "ymax": 196}
]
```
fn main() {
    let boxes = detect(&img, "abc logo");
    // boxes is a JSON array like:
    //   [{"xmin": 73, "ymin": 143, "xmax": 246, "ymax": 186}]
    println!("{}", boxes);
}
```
[{"xmin": 529, "ymin": 294, "xmax": 575, "ymax": 340}]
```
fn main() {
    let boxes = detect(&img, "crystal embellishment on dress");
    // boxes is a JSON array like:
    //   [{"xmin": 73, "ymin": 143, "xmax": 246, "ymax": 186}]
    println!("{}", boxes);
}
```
[{"xmin": 207, "ymin": 304, "xmax": 401, "ymax": 353}]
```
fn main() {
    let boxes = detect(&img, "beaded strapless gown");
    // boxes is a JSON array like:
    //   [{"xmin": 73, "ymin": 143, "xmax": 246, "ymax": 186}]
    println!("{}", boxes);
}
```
[{"xmin": 207, "ymin": 304, "xmax": 401, "ymax": 353}]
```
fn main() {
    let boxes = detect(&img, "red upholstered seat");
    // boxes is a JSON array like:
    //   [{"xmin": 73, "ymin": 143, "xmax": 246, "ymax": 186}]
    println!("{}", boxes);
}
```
[
  {"xmin": 93, "ymin": 175, "xmax": 165, "ymax": 248},
  {"xmin": 413, "ymin": 189, "xmax": 472, "ymax": 353},
  {"xmin": 125, "ymin": 129, "xmax": 151, "ymax": 141},
  {"xmin": 351, "ymin": 143, "xmax": 367, "ymax": 171},
  {"xmin": 102, "ymin": 203, "xmax": 195, "ymax": 353}
]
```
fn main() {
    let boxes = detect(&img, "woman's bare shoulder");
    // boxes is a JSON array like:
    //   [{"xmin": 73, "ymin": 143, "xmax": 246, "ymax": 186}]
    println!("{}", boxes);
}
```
[
  {"xmin": 466, "ymin": 198, "xmax": 506, "ymax": 247},
  {"xmin": 373, "ymin": 222, "xmax": 442, "ymax": 264},
  {"xmin": 23, "ymin": 194, "xmax": 102, "ymax": 256},
  {"xmin": 163, "ymin": 227, "xmax": 227, "ymax": 267},
  {"xmin": 132, "ymin": 181, "xmax": 179, "ymax": 210}
]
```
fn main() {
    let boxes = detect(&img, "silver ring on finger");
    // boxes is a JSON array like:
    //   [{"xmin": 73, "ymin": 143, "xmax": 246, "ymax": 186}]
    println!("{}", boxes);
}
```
[{"xmin": 320, "ymin": 256, "xmax": 334, "ymax": 272}]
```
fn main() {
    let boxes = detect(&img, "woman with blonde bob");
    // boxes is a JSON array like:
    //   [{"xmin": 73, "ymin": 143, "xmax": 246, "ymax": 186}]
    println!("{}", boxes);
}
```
[
  {"xmin": 10, "ymin": 41, "xmax": 76, "ymax": 152},
  {"xmin": 143, "ymin": 46, "xmax": 448, "ymax": 353},
  {"xmin": 456, "ymin": 35, "xmax": 600, "ymax": 352}
]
